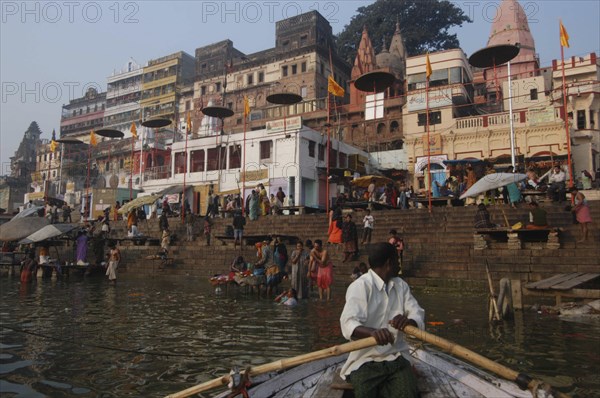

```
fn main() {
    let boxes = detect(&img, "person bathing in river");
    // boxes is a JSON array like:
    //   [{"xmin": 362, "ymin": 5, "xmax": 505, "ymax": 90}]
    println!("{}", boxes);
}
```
[
  {"xmin": 105, "ymin": 242, "xmax": 120, "ymax": 284},
  {"xmin": 340, "ymin": 242, "xmax": 425, "ymax": 398},
  {"xmin": 311, "ymin": 239, "xmax": 333, "ymax": 301},
  {"xmin": 274, "ymin": 288, "xmax": 298, "ymax": 306}
]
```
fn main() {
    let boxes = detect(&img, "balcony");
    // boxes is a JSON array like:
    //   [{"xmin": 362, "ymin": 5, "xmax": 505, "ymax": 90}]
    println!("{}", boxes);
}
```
[{"xmin": 145, "ymin": 165, "xmax": 171, "ymax": 181}]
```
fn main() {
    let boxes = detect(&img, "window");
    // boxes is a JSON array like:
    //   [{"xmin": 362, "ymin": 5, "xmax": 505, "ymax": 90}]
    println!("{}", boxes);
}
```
[
  {"xmin": 308, "ymin": 140, "xmax": 316, "ymax": 157},
  {"xmin": 201, "ymin": 86, "xmax": 207, "ymax": 95},
  {"xmin": 206, "ymin": 147, "xmax": 226, "ymax": 171},
  {"xmin": 530, "ymin": 89, "xmax": 538, "ymax": 101},
  {"xmin": 577, "ymin": 110, "xmax": 586, "ymax": 130},
  {"xmin": 227, "ymin": 102, "xmax": 233, "ymax": 110},
  {"xmin": 119, "ymin": 159, "xmax": 124, "ymax": 169},
  {"xmin": 301, "ymin": 62, "xmax": 307, "ymax": 73},
  {"xmin": 258, "ymin": 72, "xmax": 264, "ymax": 83},
  {"xmin": 185, "ymin": 100, "xmax": 191, "ymax": 111},
  {"xmin": 282, "ymin": 66, "xmax": 288, "ymax": 77},
  {"xmin": 417, "ymin": 111, "xmax": 442, "ymax": 126},
  {"xmin": 320, "ymin": 63, "xmax": 324, "ymax": 75},
  {"xmin": 292, "ymin": 64, "xmax": 297, "ymax": 75},
  {"xmin": 365, "ymin": 93, "xmax": 384, "ymax": 120},
  {"xmin": 229, "ymin": 145, "xmax": 241, "ymax": 169},
  {"xmin": 329, "ymin": 149, "xmax": 337, "ymax": 168},
  {"xmin": 318, "ymin": 144, "xmax": 325, "ymax": 161},
  {"xmin": 301, "ymin": 86, "xmax": 307, "ymax": 97},
  {"xmin": 191, "ymin": 150, "xmax": 205, "ymax": 172},
  {"xmin": 339, "ymin": 153, "xmax": 347, "ymax": 168},
  {"xmin": 215, "ymin": 82, "xmax": 221, "ymax": 92},
  {"xmin": 590, "ymin": 110, "xmax": 595, "ymax": 128},
  {"xmin": 300, "ymin": 34, "xmax": 307, "ymax": 46},
  {"xmin": 259, "ymin": 140, "xmax": 273, "ymax": 161},
  {"xmin": 174, "ymin": 152, "xmax": 187, "ymax": 174},
  {"xmin": 247, "ymin": 73, "xmax": 253, "ymax": 85}
]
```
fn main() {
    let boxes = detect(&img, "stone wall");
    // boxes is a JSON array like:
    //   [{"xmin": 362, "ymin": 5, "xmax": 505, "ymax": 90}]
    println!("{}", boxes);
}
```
[{"xmin": 76, "ymin": 202, "xmax": 600, "ymax": 288}]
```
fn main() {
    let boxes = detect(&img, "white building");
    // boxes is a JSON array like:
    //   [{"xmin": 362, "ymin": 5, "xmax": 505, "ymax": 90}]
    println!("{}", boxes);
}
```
[
  {"xmin": 140, "ymin": 116, "xmax": 369, "ymax": 212},
  {"xmin": 104, "ymin": 59, "xmax": 143, "ymax": 138}
]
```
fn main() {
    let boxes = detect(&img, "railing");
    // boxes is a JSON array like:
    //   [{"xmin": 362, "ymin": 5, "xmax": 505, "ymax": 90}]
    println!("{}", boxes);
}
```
[
  {"xmin": 455, "ymin": 111, "xmax": 522, "ymax": 130},
  {"xmin": 144, "ymin": 165, "xmax": 171, "ymax": 181}
]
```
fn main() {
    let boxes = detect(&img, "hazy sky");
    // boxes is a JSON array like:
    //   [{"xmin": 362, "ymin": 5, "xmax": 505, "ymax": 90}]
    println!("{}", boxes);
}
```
[{"xmin": 1, "ymin": 0, "xmax": 599, "ymax": 174}]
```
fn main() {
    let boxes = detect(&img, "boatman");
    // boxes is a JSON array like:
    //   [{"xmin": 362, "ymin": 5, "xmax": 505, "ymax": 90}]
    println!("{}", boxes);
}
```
[{"xmin": 340, "ymin": 242, "xmax": 424, "ymax": 398}]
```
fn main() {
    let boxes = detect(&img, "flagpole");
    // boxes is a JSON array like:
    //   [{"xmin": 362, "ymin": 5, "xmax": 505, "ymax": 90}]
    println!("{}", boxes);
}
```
[
  {"xmin": 242, "ymin": 99, "xmax": 247, "ymax": 216},
  {"xmin": 326, "ymin": 47, "xmax": 335, "ymax": 215},
  {"xmin": 426, "ymin": 59, "xmax": 432, "ymax": 213},
  {"xmin": 46, "ymin": 146, "xmax": 52, "ymax": 206},
  {"xmin": 182, "ymin": 114, "xmax": 189, "ymax": 221},
  {"xmin": 58, "ymin": 143, "xmax": 64, "ymax": 197},
  {"xmin": 560, "ymin": 36, "xmax": 573, "ymax": 188},
  {"xmin": 86, "ymin": 136, "xmax": 92, "ymax": 219},
  {"xmin": 130, "ymin": 131, "xmax": 134, "ymax": 201}
]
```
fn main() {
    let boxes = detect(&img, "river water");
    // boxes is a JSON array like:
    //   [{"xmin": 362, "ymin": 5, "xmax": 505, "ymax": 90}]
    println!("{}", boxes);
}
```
[{"xmin": 0, "ymin": 276, "xmax": 598, "ymax": 398}]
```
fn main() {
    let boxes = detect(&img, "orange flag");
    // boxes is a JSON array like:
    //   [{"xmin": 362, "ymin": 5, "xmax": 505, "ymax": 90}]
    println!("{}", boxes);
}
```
[
  {"xmin": 89, "ymin": 130, "xmax": 97, "ymax": 146},
  {"xmin": 186, "ymin": 112, "xmax": 192, "ymax": 133},
  {"xmin": 130, "ymin": 122, "xmax": 137, "ymax": 139},
  {"xmin": 559, "ymin": 20, "xmax": 570, "ymax": 48},
  {"xmin": 426, "ymin": 53, "xmax": 432, "ymax": 80},
  {"xmin": 243, "ymin": 95, "xmax": 250, "ymax": 117},
  {"xmin": 50, "ymin": 129, "xmax": 58, "ymax": 152},
  {"xmin": 327, "ymin": 75, "xmax": 345, "ymax": 97}
]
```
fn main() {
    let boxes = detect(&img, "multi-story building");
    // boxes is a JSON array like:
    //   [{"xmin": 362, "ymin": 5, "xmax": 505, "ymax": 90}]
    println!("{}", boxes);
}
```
[
  {"xmin": 141, "ymin": 51, "xmax": 195, "ymax": 126},
  {"xmin": 60, "ymin": 87, "xmax": 106, "ymax": 142},
  {"xmin": 553, "ymin": 53, "xmax": 600, "ymax": 174},
  {"xmin": 104, "ymin": 59, "xmax": 143, "ymax": 138},
  {"xmin": 401, "ymin": 0, "xmax": 600, "ymax": 189},
  {"xmin": 192, "ymin": 11, "xmax": 351, "ymax": 138},
  {"xmin": 140, "ymin": 119, "xmax": 368, "ymax": 213}
]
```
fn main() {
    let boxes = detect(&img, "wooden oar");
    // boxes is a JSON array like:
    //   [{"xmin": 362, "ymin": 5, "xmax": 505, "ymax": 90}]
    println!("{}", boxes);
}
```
[
  {"xmin": 164, "ymin": 337, "xmax": 378, "ymax": 398},
  {"xmin": 166, "ymin": 329, "xmax": 570, "ymax": 398},
  {"xmin": 403, "ymin": 325, "xmax": 570, "ymax": 398}
]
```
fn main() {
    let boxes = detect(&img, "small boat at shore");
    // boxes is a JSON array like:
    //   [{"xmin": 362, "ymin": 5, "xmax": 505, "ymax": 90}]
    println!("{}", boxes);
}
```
[{"xmin": 213, "ymin": 341, "xmax": 537, "ymax": 398}]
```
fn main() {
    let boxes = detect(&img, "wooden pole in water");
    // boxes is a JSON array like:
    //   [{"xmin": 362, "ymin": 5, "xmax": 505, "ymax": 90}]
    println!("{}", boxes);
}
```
[{"xmin": 486, "ymin": 261, "xmax": 502, "ymax": 322}]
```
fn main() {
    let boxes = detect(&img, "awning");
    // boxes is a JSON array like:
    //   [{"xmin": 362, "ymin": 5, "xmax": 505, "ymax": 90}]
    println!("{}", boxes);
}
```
[
  {"xmin": 118, "ymin": 195, "xmax": 161, "ymax": 214},
  {"xmin": 154, "ymin": 185, "xmax": 191, "ymax": 197},
  {"xmin": 351, "ymin": 175, "xmax": 393, "ymax": 188},
  {"xmin": 443, "ymin": 159, "xmax": 483, "ymax": 166},
  {"xmin": 19, "ymin": 224, "xmax": 77, "ymax": 244},
  {"xmin": 0, "ymin": 217, "xmax": 50, "ymax": 241}
]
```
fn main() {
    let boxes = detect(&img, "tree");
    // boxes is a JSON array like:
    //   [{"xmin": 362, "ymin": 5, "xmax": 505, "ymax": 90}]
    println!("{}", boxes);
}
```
[{"xmin": 335, "ymin": 0, "xmax": 471, "ymax": 64}]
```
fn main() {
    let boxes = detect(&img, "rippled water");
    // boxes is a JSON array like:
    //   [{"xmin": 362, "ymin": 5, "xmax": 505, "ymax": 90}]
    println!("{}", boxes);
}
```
[{"xmin": 1, "ymin": 277, "xmax": 598, "ymax": 397}]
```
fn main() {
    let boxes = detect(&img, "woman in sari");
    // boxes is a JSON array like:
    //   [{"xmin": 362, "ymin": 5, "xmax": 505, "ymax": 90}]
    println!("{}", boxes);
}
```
[
  {"xmin": 249, "ymin": 190, "xmax": 259, "ymax": 221},
  {"xmin": 311, "ymin": 239, "xmax": 333, "ymax": 301},
  {"xmin": 328, "ymin": 206, "xmax": 343, "ymax": 245},
  {"xmin": 75, "ymin": 230, "xmax": 89, "ymax": 265},
  {"xmin": 290, "ymin": 241, "xmax": 309, "ymax": 299}
]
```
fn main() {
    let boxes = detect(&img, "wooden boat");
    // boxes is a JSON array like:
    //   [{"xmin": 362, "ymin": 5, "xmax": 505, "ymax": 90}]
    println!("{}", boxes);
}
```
[{"xmin": 214, "ymin": 341, "xmax": 536, "ymax": 398}]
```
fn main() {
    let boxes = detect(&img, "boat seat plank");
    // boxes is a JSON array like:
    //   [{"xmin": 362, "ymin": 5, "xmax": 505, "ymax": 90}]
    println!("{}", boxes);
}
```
[
  {"xmin": 552, "ymin": 273, "xmax": 600, "ymax": 290},
  {"xmin": 306, "ymin": 366, "xmax": 343, "ymax": 398},
  {"xmin": 248, "ymin": 355, "xmax": 345, "ymax": 397},
  {"xmin": 411, "ymin": 348, "xmax": 527, "ymax": 398},
  {"xmin": 525, "ymin": 273, "xmax": 583, "ymax": 290}
]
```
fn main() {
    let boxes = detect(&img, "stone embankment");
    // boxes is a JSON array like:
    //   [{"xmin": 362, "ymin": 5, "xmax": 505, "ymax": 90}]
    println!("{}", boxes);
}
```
[{"xmin": 110, "ymin": 199, "xmax": 599, "ymax": 289}]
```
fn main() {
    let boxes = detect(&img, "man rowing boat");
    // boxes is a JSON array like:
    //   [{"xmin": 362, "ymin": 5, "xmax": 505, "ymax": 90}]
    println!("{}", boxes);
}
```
[{"xmin": 340, "ymin": 242, "xmax": 425, "ymax": 397}]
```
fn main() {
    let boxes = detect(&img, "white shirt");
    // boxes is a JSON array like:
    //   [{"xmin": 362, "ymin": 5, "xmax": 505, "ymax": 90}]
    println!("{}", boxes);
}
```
[
  {"xmin": 340, "ymin": 269, "xmax": 425, "ymax": 379},
  {"xmin": 363, "ymin": 215, "xmax": 374, "ymax": 229},
  {"xmin": 549, "ymin": 170, "xmax": 566, "ymax": 184}
]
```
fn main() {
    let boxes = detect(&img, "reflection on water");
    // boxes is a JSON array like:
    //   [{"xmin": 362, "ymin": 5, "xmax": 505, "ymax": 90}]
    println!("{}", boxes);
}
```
[{"xmin": 0, "ymin": 278, "xmax": 598, "ymax": 397}]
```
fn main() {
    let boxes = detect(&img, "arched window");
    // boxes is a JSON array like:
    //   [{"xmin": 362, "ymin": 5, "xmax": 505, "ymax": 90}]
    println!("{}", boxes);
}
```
[
  {"xmin": 377, "ymin": 123, "xmax": 386, "ymax": 135},
  {"xmin": 390, "ymin": 121, "xmax": 400, "ymax": 134}
]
